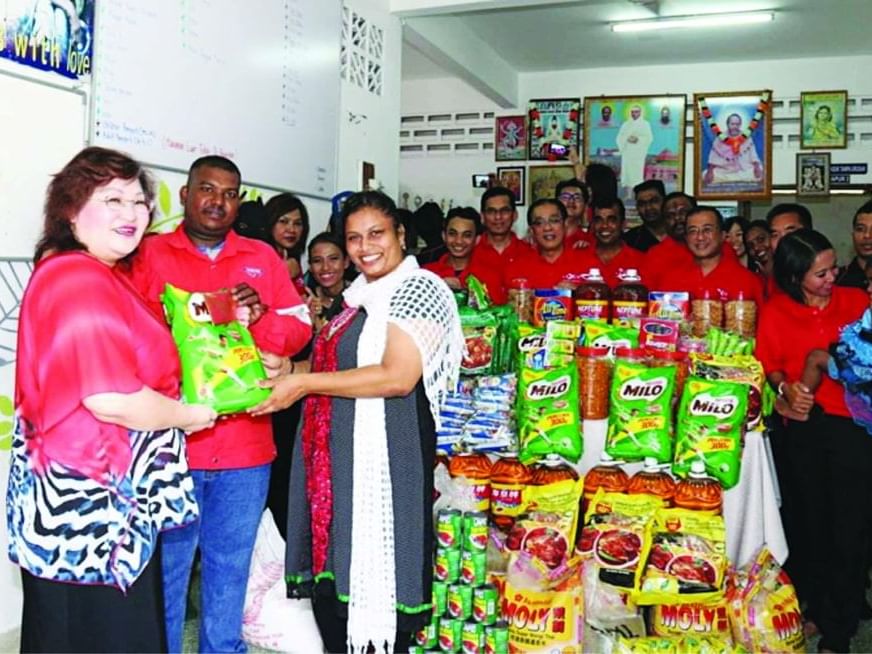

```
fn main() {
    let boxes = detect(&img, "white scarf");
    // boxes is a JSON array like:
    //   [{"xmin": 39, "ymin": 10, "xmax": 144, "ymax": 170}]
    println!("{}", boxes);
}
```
[{"xmin": 342, "ymin": 256, "xmax": 463, "ymax": 653}]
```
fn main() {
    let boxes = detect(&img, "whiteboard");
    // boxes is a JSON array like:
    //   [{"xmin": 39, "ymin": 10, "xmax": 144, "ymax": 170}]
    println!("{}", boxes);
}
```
[
  {"xmin": 0, "ymin": 72, "xmax": 86, "ymax": 258},
  {"xmin": 90, "ymin": 0, "xmax": 342, "ymax": 199}
]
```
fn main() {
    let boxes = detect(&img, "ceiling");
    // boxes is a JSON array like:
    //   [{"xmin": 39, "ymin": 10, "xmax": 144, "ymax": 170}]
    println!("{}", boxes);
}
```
[{"xmin": 401, "ymin": 0, "xmax": 872, "ymax": 79}]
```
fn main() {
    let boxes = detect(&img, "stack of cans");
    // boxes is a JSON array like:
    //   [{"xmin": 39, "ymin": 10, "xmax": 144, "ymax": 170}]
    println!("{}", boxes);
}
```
[{"xmin": 412, "ymin": 509, "xmax": 507, "ymax": 654}]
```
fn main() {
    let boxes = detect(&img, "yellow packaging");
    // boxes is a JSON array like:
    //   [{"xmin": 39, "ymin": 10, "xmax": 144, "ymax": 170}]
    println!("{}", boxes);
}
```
[
  {"xmin": 501, "ymin": 574, "xmax": 583, "ymax": 653},
  {"xmin": 650, "ymin": 601, "xmax": 732, "ymax": 639},
  {"xmin": 614, "ymin": 634, "xmax": 742, "ymax": 654},
  {"xmin": 634, "ymin": 508, "xmax": 727, "ymax": 605}
]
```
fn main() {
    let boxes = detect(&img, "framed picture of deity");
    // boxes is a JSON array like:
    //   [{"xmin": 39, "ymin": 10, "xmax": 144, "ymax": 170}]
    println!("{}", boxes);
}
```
[
  {"xmin": 800, "ymin": 90, "xmax": 848, "ymax": 149},
  {"xmin": 693, "ymin": 90, "xmax": 773, "ymax": 201},
  {"xmin": 583, "ymin": 95, "xmax": 687, "ymax": 215},
  {"xmin": 527, "ymin": 98, "xmax": 580, "ymax": 161},
  {"xmin": 494, "ymin": 115, "xmax": 527, "ymax": 161},
  {"xmin": 496, "ymin": 166, "xmax": 526, "ymax": 205},
  {"xmin": 528, "ymin": 164, "xmax": 575, "ymax": 204},
  {"xmin": 796, "ymin": 152, "xmax": 831, "ymax": 197}
]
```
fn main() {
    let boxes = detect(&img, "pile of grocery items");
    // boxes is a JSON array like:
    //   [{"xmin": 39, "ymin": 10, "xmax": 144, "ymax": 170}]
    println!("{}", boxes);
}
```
[{"xmin": 416, "ymin": 272, "xmax": 799, "ymax": 653}]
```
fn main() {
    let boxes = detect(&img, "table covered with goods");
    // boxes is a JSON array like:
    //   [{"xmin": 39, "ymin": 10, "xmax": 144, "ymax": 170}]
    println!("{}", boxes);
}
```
[{"xmin": 416, "ymin": 276, "xmax": 799, "ymax": 654}]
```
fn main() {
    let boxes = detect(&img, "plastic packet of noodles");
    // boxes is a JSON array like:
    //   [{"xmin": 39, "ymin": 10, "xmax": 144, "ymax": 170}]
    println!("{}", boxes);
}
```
[{"xmin": 161, "ymin": 283, "xmax": 269, "ymax": 414}]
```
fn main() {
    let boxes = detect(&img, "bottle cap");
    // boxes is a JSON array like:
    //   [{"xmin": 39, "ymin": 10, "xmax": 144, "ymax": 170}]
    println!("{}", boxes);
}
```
[{"xmin": 689, "ymin": 459, "xmax": 707, "ymax": 477}]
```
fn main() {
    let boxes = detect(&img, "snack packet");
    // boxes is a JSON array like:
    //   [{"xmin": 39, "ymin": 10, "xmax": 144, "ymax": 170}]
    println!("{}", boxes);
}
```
[
  {"xmin": 161, "ymin": 283, "xmax": 269, "ymax": 414},
  {"xmin": 673, "ymin": 376, "xmax": 748, "ymax": 489},
  {"xmin": 650, "ymin": 601, "xmax": 732, "ymax": 641},
  {"xmin": 606, "ymin": 360, "xmax": 676, "ymax": 463},
  {"xmin": 517, "ymin": 363, "xmax": 582, "ymax": 464},
  {"xmin": 614, "ymin": 634, "xmax": 740, "ymax": 654},
  {"xmin": 516, "ymin": 323, "xmax": 547, "ymax": 371},
  {"xmin": 460, "ymin": 306, "xmax": 499, "ymax": 375},
  {"xmin": 583, "ymin": 320, "xmax": 640, "ymax": 355},
  {"xmin": 690, "ymin": 354, "xmax": 764, "ymax": 432},
  {"xmin": 635, "ymin": 508, "xmax": 728, "ymax": 606}
]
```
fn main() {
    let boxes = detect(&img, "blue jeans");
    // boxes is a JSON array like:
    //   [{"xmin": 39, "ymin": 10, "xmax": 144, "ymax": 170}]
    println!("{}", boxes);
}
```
[{"xmin": 162, "ymin": 465, "xmax": 271, "ymax": 653}]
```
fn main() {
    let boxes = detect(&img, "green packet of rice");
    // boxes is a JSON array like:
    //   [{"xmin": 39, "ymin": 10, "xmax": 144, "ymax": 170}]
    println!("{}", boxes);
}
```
[{"xmin": 161, "ymin": 283, "xmax": 269, "ymax": 415}]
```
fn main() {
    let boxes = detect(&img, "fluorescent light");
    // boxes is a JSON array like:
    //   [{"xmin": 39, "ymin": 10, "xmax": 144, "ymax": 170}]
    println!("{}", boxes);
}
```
[{"xmin": 612, "ymin": 11, "xmax": 774, "ymax": 33}]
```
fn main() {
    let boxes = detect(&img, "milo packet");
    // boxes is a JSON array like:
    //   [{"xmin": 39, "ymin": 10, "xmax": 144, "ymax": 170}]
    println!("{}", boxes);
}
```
[
  {"xmin": 606, "ymin": 360, "xmax": 676, "ymax": 463},
  {"xmin": 161, "ymin": 283, "xmax": 269, "ymax": 414},
  {"xmin": 584, "ymin": 320, "xmax": 640, "ymax": 355},
  {"xmin": 517, "ymin": 363, "xmax": 582, "ymax": 464},
  {"xmin": 673, "ymin": 376, "xmax": 748, "ymax": 489},
  {"xmin": 516, "ymin": 323, "xmax": 547, "ymax": 371}
]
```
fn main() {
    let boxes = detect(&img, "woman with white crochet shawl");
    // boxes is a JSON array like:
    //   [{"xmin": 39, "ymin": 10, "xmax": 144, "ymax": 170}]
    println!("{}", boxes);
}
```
[{"xmin": 251, "ymin": 191, "xmax": 464, "ymax": 653}]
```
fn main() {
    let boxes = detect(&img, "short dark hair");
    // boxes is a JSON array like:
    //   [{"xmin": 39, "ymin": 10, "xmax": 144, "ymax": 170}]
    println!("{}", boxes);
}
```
[
  {"xmin": 746, "ymin": 219, "xmax": 769, "ymax": 236},
  {"xmin": 444, "ymin": 206, "xmax": 482, "ymax": 234},
  {"xmin": 35, "ymin": 146, "xmax": 154, "ymax": 263},
  {"xmin": 414, "ymin": 201, "xmax": 444, "ymax": 247},
  {"xmin": 187, "ymin": 155, "xmax": 241, "ymax": 185},
  {"xmin": 264, "ymin": 193, "xmax": 310, "ymax": 258},
  {"xmin": 307, "ymin": 231, "xmax": 346, "ymax": 258},
  {"xmin": 686, "ymin": 205, "xmax": 725, "ymax": 231},
  {"xmin": 233, "ymin": 198, "xmax": 269, "ymax": 243},
  {"xmin": 526, "ymin": 198, "xmax": 566, "ymax": 226},
  {"xmin": 591, "ymin": 196, "xmax": 625, "ymax": 222},
  {"xmin": 555, "ymin": 179, "xmax": 589, "ymax": 204},
  {"xmin": 773, "ymin": 229, "xmax": 834, "ymax": 304},
  {"xmin": 633, "ymin": 179, "xmax": 666, "ymax": 198},
  {"xmin": 663, "ymin": 191, "xmax": 697, "ymax": 208},
  {"xmin": 480, "ymin": 186, "xmax": 516, "ymax": 213},
  {"xmin": 853, "ymin": 200, "xmax": 872, "ymax": 227},
  {"xmin": 339, "ymin": 191, "xmax": 402, "ymax": 242},
  {"xmin": 584, "ymin": 163, "xmax": 618, "ymax": 204},
  {"xmin": 765, "ymin": 203, "xmax": 813, "ymax": 230}
]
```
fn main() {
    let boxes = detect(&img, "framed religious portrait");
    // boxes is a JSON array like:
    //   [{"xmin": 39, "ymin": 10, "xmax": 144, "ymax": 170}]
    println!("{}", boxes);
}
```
[
  {"xmin": 693, "ymin": 90, "xmax": 773, "ymax": 201},
  {"xmin": 496, "ymin": 166, "xmax": 525, "ymax": 205},
  {"xmin": 583, "ymin": 94, "xmax": 687, "ymax": 213},
  {"xmin": 528, "ymin": 164, "xmax": 575, "ymax": 204},
  {"xmin": 800, "ymin": 90, "xmax": 848, "ymax": 149},
  {"xmin": 527, "ymin": 98, "xmax": 580, "ymax": 161},
  {"xmin": 495, "ymin": 115, "xmax": 527, "ymax": 161},
  {"xmin": 796, "ymin": 152, "xmax": 830, "ymax": 197}
]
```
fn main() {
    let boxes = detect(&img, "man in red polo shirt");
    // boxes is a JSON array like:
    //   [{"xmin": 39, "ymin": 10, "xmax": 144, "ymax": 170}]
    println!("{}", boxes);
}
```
[
  {"xmin": 473, "ymin": 186, "xmax": 532, "ymax": 278},
  {"xmin": 576, "ymin": 197, "xmax": 646, "ymax": 287},
  {"xmin": 504, "ymin": 199, "xmax": 587, "ymax": 289},
  {"xmin": 555, "ymin": 178, "xmax": 595, "ymax": 248},
  {"xmin": 658, "ymin": 206, "xmax": 764, "ymax": 306},
  {"xmin": 127, "ymin": 156, "xmax": 311, "ymax": 653},
  {"xmin": 644, "ymin": 191, "xmax": 696, "ymax": 290},
  {"xmin": 424, "ymin": 206, "xmax": 506, "ymax": 303}
]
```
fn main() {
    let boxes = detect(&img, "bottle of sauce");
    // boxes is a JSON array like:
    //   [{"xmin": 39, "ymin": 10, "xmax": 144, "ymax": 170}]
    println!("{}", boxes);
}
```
[
  {"xmin": 531, "ymin": 454, "xmax": 579, "ymax": 485},
  {"xmin": 489, "ymin": 455, "xmax": 533, "ymax": 529},
  {"xmin": 673, "ymin": 459, "xmax": 723, "ymax": 514},
  {"xmin": 627, "ymin": 457, "xmax": 676, "ymax": 505},
  {"xmin": 581, "ymin": 452, "xmax": 629, "ymax": 517},
  {"xmin": 448, "ymin": 453, "xmax": 493, "ymax": 512},
  {"xmin": 611, "ymin": 268, "xmax": 648, "ymax": 329},
  {"xmin": 574, "ymin": 268, "xmax": 610, "ymax": 323}
]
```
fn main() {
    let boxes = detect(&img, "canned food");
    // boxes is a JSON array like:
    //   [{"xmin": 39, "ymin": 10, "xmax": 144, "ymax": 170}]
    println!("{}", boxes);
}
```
[
  {"xmin": 447, "ymin": 583, "xmax": 473, "ymax": 620},
  {"xmin": 461, "ymin": 620, "xmax": 485, "ymax": 654},
  {"xmin": 460, "ymin": 550, "xmax": 487, "ymax": 587},
  {"xmin": 462, "ymin": 512, "xmax": 489, "ymax": 552},
  {"xmin": 439, "ymin": 617, "xmax": 463, "ymax": 653},
  {"xmin": 472, "ymin": 584, "xmax": 499, "ymax": 625},
  {"xmin": 432, "ymin": 580, "xmax": 448, "ymax": 616},
  {"xmin": 435, "ymin": 548, "xmax": 461, "ymax": 584},
  {"xmin": 437, "ymin": 509, "xmax": 463, "ymax": 549},
  {"xmin": 415, "ymin": 616, "xmax": 439, "ymax": 649},
  {"xmin": 484, "ymin": 621, "xmax": 509, "ymax": 654}
]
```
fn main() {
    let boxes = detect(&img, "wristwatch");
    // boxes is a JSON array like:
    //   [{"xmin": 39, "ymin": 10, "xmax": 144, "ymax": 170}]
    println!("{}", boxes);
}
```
[{"xmin": 777, "ymin": 381, "xmax": 786, "ymax": 397}]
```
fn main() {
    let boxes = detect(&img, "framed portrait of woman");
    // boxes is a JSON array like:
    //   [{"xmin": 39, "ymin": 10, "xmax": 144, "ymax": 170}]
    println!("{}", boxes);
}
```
[
  {"xmin": 800, "ymin": 90, "xmax": 848, "ymax": 149},
  {"xmin": 693, "ymin": 90, "xmax": 773, "ymax": 201},
  {"xmin": 527, "ymin": 98, "xmax": 580, "ymax": 161}
]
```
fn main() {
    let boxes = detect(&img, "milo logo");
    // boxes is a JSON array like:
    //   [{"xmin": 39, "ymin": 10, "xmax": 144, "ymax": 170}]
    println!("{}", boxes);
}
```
[
  {"xmin": 619, "ymin": 376, "xmax": 667, "ymax": 401},
  {"xmin": 518, "ymin": 334, "xmax": 546, "ymax": 350},
  {"xmin": 186, "ymin": 292, "xmax": 212, "ymax": 323},
  {"xmin": 690, "ymin": 393, "xmax": 737, "ymax": 417},
  {"xmin": 527, "ymin": 375, "xmax": 569, "ymax": 399}
]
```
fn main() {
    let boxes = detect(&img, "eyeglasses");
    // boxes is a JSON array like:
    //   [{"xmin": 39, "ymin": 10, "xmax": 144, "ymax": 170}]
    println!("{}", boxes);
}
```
[
  {"xmin": 530, "ymin": 216, "xmax": 564, "ymax": 228},
  {"xmin": 93, "ymin": 196, "xmax": 152, "ymax": 215},
  {"xmin": 558, "ymin": 192, "xmax": 584, "ymax": 203},
  {"xmin": 483, "ymin": 206, "xmax": 513, "ymax": 218},
  {"xmin": 686, "ymin": 226, "xmax": 717, "ymax": 238}
]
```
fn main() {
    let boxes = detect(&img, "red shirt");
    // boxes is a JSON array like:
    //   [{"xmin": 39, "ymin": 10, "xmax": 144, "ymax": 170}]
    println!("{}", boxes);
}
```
[
  {"xmin": 756, "ymin": 287, "xmax": 868, "ymax": 416},
  {"xmin": 423, "ymin": 254, "xmax": 506, "ymax": 304},
  {"xmin": 503, "ymin": 247, "xmax": 588, "ymax": 290},
  {"xmin": 472, "ymin": 233, "xmax": 532, "ymax": 280},
  {"xmin": 657, "ymin": 255, "xmax": 765, "ymax": 307},
  {"xmin": 646, "ymin": 239, "xmax": 741, "ymax": 292},
  {"xmin": 576, "ymin": 245, "xmax": 648, "ymax": 288},
  {"xmin": 16, "ymin": 253, "xmax": 180, "ymax": 484},
  {"xmin": 566, "ymin": 228, "xmax": 595, "ymax": 249},
  {"xmin": 126, "ymin": 226, "xmax": 311, "ymax": 469}
]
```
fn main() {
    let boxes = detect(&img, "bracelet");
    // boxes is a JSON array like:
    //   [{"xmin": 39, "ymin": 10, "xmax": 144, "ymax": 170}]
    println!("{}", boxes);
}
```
[
  {"xmin": 289, "ymin": 359, "xmax": 296, "ymax": 374},
  {"xmin": 777, "ymin": 381, "xmax": 786, "ymax": 396}
]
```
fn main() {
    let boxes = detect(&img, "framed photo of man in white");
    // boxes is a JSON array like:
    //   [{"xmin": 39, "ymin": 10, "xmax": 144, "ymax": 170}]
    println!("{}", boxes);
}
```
[
  {"xmin": 583, "ymin": 95, "xmax": 686, "ymax": 211},
  {"xmin": 694, "ymin": 90, "xmax": 773, "ymax": 201}
]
